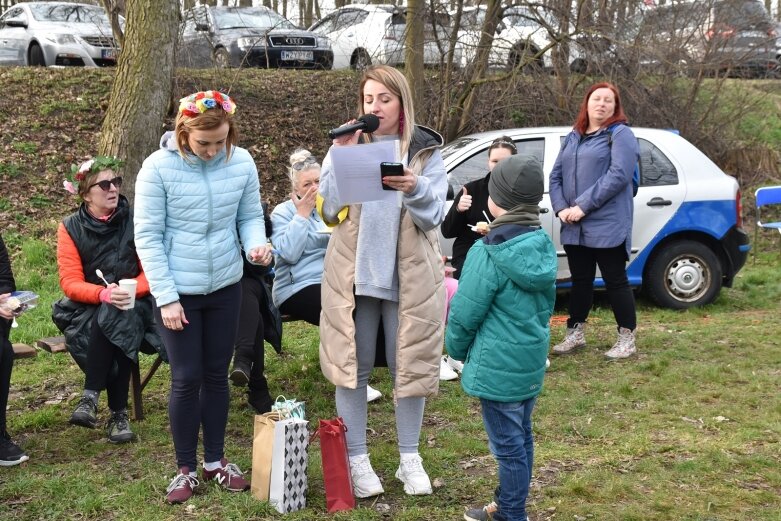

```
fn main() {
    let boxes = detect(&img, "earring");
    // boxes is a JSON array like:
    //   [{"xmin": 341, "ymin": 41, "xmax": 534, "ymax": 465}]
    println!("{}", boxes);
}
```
[{"xmin": 398, "ymin": 111, "xmax": 405, "ymax": 135}]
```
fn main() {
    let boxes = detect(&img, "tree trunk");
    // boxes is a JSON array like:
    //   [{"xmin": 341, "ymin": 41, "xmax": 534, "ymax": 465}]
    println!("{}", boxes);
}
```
[
  {"xmin": 99, "ymin": 0, "xmax": 125, "ymax": 48},
  {"xmin": 404, "ymin": 0, "xmax": 425, "ymax": 112},
  {"xmin": 434, "ymin": 0, "xmax": 464, "ymax": 133},
  {"xmin": 446, "ymin": 0, "xmax": 501, "ymax": 140},
  {"xmin": 98, "ymin": 0, "xmax": 180, "ymax": 204}
]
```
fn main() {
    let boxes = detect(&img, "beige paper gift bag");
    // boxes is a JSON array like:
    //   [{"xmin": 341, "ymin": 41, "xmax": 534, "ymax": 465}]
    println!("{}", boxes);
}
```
[{"xmin": 250, "ymin": 411, "xmax": 280, "ymax": 501}]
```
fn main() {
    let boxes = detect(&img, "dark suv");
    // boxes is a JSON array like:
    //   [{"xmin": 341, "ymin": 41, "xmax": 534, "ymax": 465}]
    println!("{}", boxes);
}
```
[
  {"xmin": 639, "ymin": 0, "xmax": 777, "ymax": 77},
  {"xmin": 178, "ymin": 5, "xmax": 333, "ymax": 69}
]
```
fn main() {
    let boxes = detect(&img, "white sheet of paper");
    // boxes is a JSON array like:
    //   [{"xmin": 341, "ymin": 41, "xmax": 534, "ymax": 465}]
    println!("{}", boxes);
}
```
[{"xmin": 329, "ymin": 140, "xmax": 399, "ymax": 204}]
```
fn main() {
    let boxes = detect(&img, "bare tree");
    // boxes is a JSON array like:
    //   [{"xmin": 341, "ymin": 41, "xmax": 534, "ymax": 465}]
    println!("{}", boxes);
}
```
[
  {"xmin": 99, "ymin": 0, "xmax": 125, "ymax": 48},
  {"xmin": 405, "ymin": 0, "xmax": 426, "ymax": 110},
  {"xmin": 98, "ymin": 0, "xmax": 180, "ymax": 203}
]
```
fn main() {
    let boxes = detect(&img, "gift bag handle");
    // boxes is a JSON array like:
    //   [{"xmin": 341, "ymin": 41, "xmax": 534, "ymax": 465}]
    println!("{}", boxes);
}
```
[{"xmin": 310, "ymin": 417, "xmax": 348, "ymax": 443}]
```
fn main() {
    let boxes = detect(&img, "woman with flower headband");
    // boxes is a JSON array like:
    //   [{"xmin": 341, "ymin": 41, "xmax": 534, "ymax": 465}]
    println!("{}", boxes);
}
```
[
  {"xmin": 319, "ymin": 65, "xmax": 448, "ymax": 498},
  {"xmin": 51, "ymin": 157, "xmax": 165, "ymax": 446},
  {"xmin": 134, "ymin": 90, "xmax": 272, "ymax": 504}
]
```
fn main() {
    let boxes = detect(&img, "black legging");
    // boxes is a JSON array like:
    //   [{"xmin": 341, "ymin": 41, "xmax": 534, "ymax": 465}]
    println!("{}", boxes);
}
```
[
  {"xmin": 279, "ymin": 283, "xmax": 321, "ymax": 326},
  {"xmin": 563, "ymin": 244, "xmax": 636, "ymax": 331},
  {"xmin": 234, "ymin": 276, "xmax": 267, "ymax": 392},
  {"xmin": 155, "ymin": 282, "xmax": 241, "ymax": 471},
  {"xmin": 83, "ymin": 316, "xmax": 133, "ymax": 412},
  {"xmin": 0, "ymin": 319, "xmax": 13, "ymax": 434}
]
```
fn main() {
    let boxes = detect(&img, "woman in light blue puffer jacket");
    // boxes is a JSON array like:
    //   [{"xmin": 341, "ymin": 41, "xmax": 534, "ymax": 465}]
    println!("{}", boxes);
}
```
[{"xmin": 134, "ymin": 91, "xmax": 272, "ymax": 505}]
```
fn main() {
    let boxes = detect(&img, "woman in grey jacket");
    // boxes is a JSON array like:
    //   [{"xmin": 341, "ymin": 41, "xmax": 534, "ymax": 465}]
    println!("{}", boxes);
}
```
[{"xmin": 549, "ymin": 82, "xmax": 639, "ymax": 360}]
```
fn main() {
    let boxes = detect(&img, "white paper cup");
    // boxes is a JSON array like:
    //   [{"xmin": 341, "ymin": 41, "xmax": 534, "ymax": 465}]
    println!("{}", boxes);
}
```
[{"xmin": 118, "ymin": 279, "xmax": 137, "ymax": 310}]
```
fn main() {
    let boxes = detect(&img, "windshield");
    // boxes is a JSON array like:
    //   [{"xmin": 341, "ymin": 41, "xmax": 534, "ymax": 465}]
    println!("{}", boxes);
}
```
[
  {"xmin": 213, "ymin": 8, "xmax": 296, "ymax": 30},
  {"xmin": 29, "ymin": 4, "xmax": 110, "ymax": 24},
  {"xmin": 441, "ymin": 137, "xmax": 478, "ymax": 160},
  {"xmin": 714, "ymin": 0, "xmax": 772, "ymax": 29}
]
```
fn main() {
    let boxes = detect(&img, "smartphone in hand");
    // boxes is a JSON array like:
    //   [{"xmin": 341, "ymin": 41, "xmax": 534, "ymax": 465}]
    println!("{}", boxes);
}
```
[{"xmin": 380, "ymin": 162, "xmax": 404, "ymax": 191}]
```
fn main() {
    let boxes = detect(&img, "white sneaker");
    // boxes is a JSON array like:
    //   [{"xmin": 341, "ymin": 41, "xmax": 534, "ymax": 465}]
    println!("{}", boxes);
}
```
[
  {"xmin": 440, "ymin": 357, "xmax": 459, "ymax": 381},
  {"xmin": 349, "ymin": 454, "xmax": 384, "ymax": 498},
  {"xmin": 366, "ymin": 385, "xmax": 382, "ymax": 402},
  {"xmin": 444, "ymin": 355, "xmax": 464, "ymax": 373},
  {"xmin": 395, "ymin": 453, "xmax": 432, "ymax": 495},
  {"xmin": 546, "ymin": 357, "xmax": 551, "ymax": 369}
]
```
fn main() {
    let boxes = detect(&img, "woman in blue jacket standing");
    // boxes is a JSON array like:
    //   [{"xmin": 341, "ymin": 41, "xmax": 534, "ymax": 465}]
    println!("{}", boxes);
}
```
[
  {"xmin": 134, "ymin": 91, "xmax": 272, "ymax": 504},
  {"xmin": 549, "ymin": 82, "xmax": 639, "ymax": 360}
]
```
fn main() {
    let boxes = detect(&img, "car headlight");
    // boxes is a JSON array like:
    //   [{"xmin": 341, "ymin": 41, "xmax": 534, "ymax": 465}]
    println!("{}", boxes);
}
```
[
  {"xmin": 316, "ymin": 36, "xmax": 331, "ymax": 49},
  {"xmin": 237, "ymin": 36, "xmax": 265, "ymax": 50},
  {"xmin": 43, "ymin": 33, "xmax": 78, "ymax": 45}
]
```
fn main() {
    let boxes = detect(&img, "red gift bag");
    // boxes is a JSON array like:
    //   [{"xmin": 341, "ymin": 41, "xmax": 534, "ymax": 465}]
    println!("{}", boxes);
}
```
[{"xmin": 314, "ymin": 417, "xmax": 355, "ymax": 513}]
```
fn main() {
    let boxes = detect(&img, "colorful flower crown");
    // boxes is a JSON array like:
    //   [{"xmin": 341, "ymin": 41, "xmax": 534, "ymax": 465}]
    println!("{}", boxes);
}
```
[
  {"xmin": 178, "ymin": 91, "xmax": 236, "ymax": 118},
  {"xmin": 64, "ymin": 156, "xmax": 124, "ymax": 195}
]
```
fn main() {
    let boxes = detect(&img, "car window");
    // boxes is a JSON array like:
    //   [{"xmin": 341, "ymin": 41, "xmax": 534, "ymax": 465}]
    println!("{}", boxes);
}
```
[
  {"xmin": 182, "ymin": 10, "xmax": 200, "ymax": 35},
  {"xmin": 442, "ymin": 137, "xmax": 478, "ymax": 160},
  {"xmin": 638, "ymin": 138, "xmax": 678, "ymax": 187},
  {"xmin": 28, "ymin": 4, "xmax": 109, "ymax": 24},
  {"xmin": 212, "ymin": 7, "xmax": 295, "ymax": 31},
  {"xmin": 448, "ymin": 138, "xmax": 545, "ymax": 192},
  {"xmin": 310, "ymin": 13, "xmax": 335, "ymax": 34},
  {"xmin": 187, "ymin": 7, "xmax": 208, "ymax": 29},
  {"xmin": 0, "ymin": 7, "xmax": 25, "ymax": 24},
  {"xmin": 334, "ymin": 10, "xmax": 367, "ymax": 32},
  {"xmin": 713, "ymin": 0, "xmax": 772, "ymax": 30}
]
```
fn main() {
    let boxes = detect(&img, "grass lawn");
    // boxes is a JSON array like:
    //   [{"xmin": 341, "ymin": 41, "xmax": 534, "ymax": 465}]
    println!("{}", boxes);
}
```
[{"xmin": 1, "ymin": 236, "xmax": 780, "ymax": 521}]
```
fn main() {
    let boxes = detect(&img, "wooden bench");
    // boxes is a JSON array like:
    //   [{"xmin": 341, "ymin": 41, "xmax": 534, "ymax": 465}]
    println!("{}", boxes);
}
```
[
  {"xmin": 38, "ymin": 313, "xmax": 302, "ymax": 420},
  {"xmin": 37, "ymin": 336, "xmax": 162, "ymax": 421}
]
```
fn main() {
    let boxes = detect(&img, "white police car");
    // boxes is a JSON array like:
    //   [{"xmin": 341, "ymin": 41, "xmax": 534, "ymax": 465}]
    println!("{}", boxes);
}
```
[{"xmin": 439, "ymin": 127, "xmax": 750, "ymax": 309}]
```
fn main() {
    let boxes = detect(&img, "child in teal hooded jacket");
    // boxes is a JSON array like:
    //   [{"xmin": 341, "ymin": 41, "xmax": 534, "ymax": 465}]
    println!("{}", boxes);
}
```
[{"xmin": 446, "ymin": 154, "xmax": 557, "ymax": 521}]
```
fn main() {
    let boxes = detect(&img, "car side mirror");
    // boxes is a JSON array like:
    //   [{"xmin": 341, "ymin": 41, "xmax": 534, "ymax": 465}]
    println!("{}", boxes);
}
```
[
  {"xmin": 6, "ymin": 18, "xmax": 27, "ymax": 28},
  {"xmin": 446, "ymin": 184, "xmax": 455, "ymax": 201},
  {"xmin": 195, "ymin": 23, "xmax": 209, "ymax": 32}
]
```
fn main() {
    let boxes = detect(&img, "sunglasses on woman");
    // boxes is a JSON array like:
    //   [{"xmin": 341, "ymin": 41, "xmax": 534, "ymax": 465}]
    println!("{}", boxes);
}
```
[
  {"xmin": 292, "ymin": 157, "xmax": 318, "ymax": 171},
  {"xmin": 88, "ymin": 176, "xmax": 123, "ymax": 192}
]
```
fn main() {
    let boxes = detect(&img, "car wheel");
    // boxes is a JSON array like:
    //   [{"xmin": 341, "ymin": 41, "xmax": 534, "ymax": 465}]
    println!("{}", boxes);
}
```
[
  {"xmin": 351, "ymin": 49, "xmax": 371, "ymax": 71},
  {"xmin": 29, "ymin": 43, "xmax": 45, "ymax": 66},
  {"xmin": 644, "ymin": 240, "xmax": 723, "ymax": 309},
  {"xmin": 213, "ymin": 48, "xmax": 231, "ymax": 68}
]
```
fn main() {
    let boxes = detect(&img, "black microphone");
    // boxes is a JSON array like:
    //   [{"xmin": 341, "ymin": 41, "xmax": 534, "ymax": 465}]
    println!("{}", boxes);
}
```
[{"xmin": 328, "ymin": 114, "xmax": 380, "ymax": 140}]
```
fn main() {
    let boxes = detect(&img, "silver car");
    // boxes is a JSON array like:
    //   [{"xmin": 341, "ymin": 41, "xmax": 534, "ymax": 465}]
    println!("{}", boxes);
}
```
[
  {"xmin": 0, "ymin": 2, "xmax": 120, "ymax": 67},
  {"xmin": 439, "ymin": 127, "xmax": 749, "ymax": 309}
]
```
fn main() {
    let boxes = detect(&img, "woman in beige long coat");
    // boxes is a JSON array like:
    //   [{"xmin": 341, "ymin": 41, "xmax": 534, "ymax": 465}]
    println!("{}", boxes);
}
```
[{"xmin": 318, "ymin": 65, "xmax": 448, "ymax": 498}]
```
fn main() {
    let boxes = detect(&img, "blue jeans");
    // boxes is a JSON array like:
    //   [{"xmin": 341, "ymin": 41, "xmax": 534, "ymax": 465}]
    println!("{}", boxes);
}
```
[{"xmin": 480, "ymin": 396, "xmax": 537, "ymax": 521}]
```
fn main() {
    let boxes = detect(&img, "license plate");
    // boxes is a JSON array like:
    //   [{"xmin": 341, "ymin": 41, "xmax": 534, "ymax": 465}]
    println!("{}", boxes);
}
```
[
  {"xmin": 102, "ymin": 48, "xmax": 117, "ymax": 60},
  {"xmin": 281, "ymin": 50, "xmax": 313, "ymax": 61}
]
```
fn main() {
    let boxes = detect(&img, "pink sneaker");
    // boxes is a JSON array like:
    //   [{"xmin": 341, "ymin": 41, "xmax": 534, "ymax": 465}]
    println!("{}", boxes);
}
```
[
  {"xmin": 201, "ymin": 458, "xmax": 250, "ymax": 492},
  {"xmin": 165, "ymin": 467, "xmax": 199, "ymax": 504}
]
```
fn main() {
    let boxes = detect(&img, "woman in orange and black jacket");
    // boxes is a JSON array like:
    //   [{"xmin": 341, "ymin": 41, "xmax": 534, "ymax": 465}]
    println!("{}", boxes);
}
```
[{"xmin": 52, "ymin": 157, "xmax": 165, "ymax": 444}]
